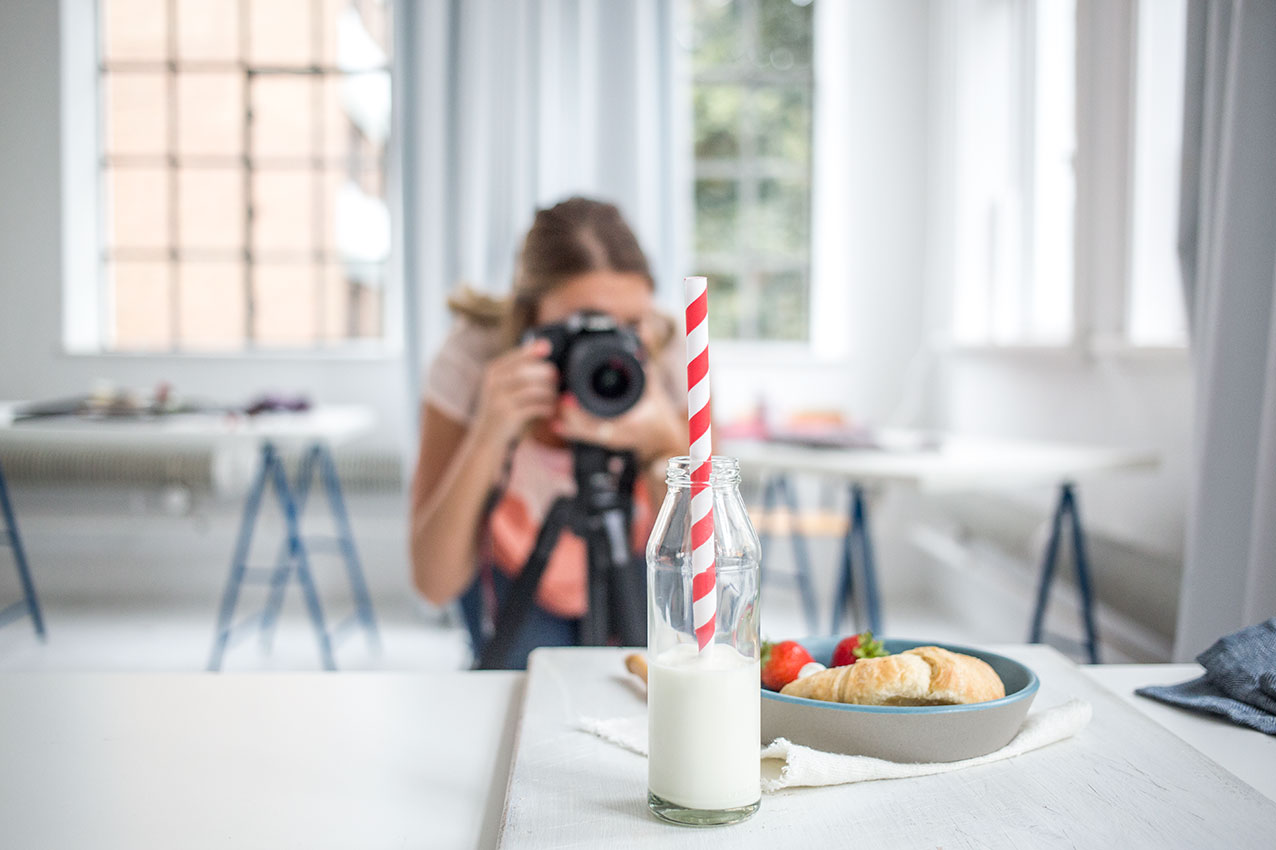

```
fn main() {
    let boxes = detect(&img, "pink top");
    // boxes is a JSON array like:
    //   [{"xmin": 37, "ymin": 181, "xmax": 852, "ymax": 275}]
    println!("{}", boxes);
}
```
[{"xmin": 424, "ymin": 316, "xmax": 685, "ymax": 618}]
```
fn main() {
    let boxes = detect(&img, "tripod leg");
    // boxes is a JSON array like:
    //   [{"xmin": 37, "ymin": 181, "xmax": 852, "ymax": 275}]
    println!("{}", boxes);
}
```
[
  {"xmin": 475, "ymin": 497, "xmax": 574, "ymax": 670},
  {"xmin": 607, "ymin": 510, "xmax": 647, "ymax": 647}
]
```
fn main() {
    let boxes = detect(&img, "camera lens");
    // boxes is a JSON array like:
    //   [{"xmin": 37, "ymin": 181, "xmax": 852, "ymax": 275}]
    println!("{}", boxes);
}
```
[
  {"xmin": 592, "ymin": 359, "xmax": 631, "ymax": 400},
  {"xmin": 567, "ymin": 338, "xmax": 645, "ymax": 418}
]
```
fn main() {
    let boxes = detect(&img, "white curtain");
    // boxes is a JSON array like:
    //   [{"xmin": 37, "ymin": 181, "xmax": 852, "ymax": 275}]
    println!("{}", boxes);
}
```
[
  {"xmin": 403, "ymin": 0, "xmax": 686, "ymax": 387},
  {"xmin": 1174, "ymin": 0, "xmax": 1276, "ymax": 659}
]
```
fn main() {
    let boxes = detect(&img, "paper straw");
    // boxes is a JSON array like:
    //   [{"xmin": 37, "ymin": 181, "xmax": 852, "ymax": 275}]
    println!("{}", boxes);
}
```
[{"xmin": 683, "ymin": 276, "xmax": 716, "ymax": 651}]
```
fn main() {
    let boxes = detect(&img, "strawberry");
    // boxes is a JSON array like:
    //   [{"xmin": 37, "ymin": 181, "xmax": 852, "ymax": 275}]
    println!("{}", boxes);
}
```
[
  {"xmin": 831, "ymin": 630, "xmax": 889, "ymax": 667},
  {"xmin": 760, "ymin": 640, "xmax": 815, "ymax": 691}
]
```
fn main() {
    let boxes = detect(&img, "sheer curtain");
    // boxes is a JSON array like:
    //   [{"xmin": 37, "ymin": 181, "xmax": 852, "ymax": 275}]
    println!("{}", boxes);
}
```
[
  {"xmin": 402, "ymin": 0, "xmax": 686, "ymax": 406},
  {"xmin": 1174, "ymin": 0, "xmax": 1276, "ymax": 659}
]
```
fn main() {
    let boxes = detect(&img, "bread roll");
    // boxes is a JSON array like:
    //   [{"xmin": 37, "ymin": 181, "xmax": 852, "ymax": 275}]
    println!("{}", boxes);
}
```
[{"xmin": 779, "ymin": 646, "xmax": 1006, "ymax": 706}]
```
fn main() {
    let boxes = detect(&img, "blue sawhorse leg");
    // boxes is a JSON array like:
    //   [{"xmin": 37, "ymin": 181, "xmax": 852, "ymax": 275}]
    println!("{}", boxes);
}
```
[
  {"xmin": 1029, "ymin": 482, "xmax": 1101, "ymax": 664},
  {"xmin": 315, "ymin": 443, "xmax": 380, "ymax": 649},
  {"xmin": 831, "ymin": 483, "xmax": 882, "ymax": 637},
  {"xmin": 266, "ymin": 447, "xmax": 336, "ymax": 671},
  {"xmin": 208, "ymin": 442, "xmax": 337, "ymax": 671},
  {"xmin": 257, "ymin": 446, "xmax": 322, "ymax": 652},
  {"xmin": 0, "ymin": 461, "xmax": 46, "ymax": 640},
  {"xmin": 757, "ymin": 474, "xmax": 821, "ymax": 635},
  {"xmin": 257, "ymin": 444, "xmax": 379, "ymax": 653}
]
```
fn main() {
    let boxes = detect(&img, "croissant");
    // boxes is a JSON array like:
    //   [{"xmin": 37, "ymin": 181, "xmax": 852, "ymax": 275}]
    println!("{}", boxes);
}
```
[{"xmin": 780, "ymin": 646, "xmax": 1006, "ymax": 706}]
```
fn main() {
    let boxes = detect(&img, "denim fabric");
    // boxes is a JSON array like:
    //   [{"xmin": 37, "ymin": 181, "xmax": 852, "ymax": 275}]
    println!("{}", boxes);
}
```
[
  {"xmin": 1136, "ymin": 618, "xmax": 1276, "ymax": 735},
  {"xmin": 458, "ymin": 568, "xmax": 580, "ymax": 671}
]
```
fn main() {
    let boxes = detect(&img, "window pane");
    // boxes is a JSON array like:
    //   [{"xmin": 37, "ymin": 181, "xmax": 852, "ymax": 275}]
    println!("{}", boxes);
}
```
[
  {"xmin": 178, "ymin": 168, "xmax": 243, "ymax": 251},
  {"xmin": 253, "ymin": 171, "xmax": 316, "ymax": 255},
  {"xmin": 334, "ymin": 71, "xmax": 393, "ymax": 151},
  {"xmin": 688, "ymin": 0, "xmax": 741, "ymax": 72},
  {"xmin": 104, "ymin": 72, "xmax": 167, "ymax": 157},
  {"xmin": 108, "ymin": 167, "xmax": 168, "ymax": 251},
  {"xmin": 178, "ymin": 262, "xmax": 245, "ymax": 349},
  {"xmin": 695, "ymin": 179, "xmax": 738, "ymax": 255},
  {"xmin": 758, "ymin": 269, "xmax": 809, "ymax": 340},
  {"xmin": 323, "ymin": 74, "xmax": 390, "ymax": 162},
  {"xmin": 321, "ymin": 263, "xmax": 348, "ymax": 340},
  {"xmin": 176, "ymin": 0, "xmax": 239, "ymax": 61},
  {"xmin": 103, "ymin": 0, "xmax": 167, "ymax": 63},
  {"xmin": 752, "ymin": 87, "xmax": 809, "ymax": 163},
  {"xmin": 322, "ymin": 75, "xmax": 354, "ymax": 160},
  {"xmin": 110, "ymin": 261, "xmax": 171, "ymax": 350},
  {"xmin": 693, "ymin": 85, "xmax": 741, "ymax": 159},
  {"xmin": 753, "ymin": 178, "xmax": 808, "ymax": 257},
  {"xmin": 177, "ymin": 73, "xmax": 242, "ymax": 157},
  {"xmin": 326, "ymin": 171, "xmax": 390, "ymax": 265},
  {"xmin": 253, "ymin": 264, "xmax": 317, "ymax": 345},
  {"xmin": 252, "ymin": 76, "xmax": 314, "ymax": 159},
  {"xmin": 322, "ymin": 264, "xmax": 384, "ymax": 341},
  {"xmin": 690, "ymin": 0, "xmax": 813, "ymax": 343},
  {"xmin": 351, "ymin": 281, "xmax": 383, "ymax": 339},
  {"xmin": 1128, "ymin": 0, "xmax": 1188, "ymax": 346},
  {"xmin": 248, "ymin": 0, "xmax": 313, "ymax": 67},
  {"xmin": 757, "ymin": 0, "xmax": 813, "ymax": 69},
  {"xmin": 706, "ymin": 273, "xmax": 741, "ymax": 340}
]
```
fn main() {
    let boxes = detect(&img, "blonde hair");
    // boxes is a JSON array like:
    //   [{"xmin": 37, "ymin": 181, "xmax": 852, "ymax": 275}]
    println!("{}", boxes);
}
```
[{"xmin": 449, "ymin": 197, "xmax": 666, "ymax": 349}]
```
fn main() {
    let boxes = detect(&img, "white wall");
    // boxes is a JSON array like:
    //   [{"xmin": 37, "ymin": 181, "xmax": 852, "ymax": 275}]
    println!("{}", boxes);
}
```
[{"xmin": 0, "ymin": 1, "xmax": 413, "ymax": 455}]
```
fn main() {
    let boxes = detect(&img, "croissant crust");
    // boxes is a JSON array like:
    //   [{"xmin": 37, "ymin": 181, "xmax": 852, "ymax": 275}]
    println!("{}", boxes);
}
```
[{"xmin": 779, "ymin": 646, "xmax": 1006, "ymax": 706}]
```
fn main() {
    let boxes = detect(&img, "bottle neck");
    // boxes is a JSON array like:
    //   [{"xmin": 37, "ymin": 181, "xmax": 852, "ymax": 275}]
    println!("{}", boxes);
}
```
[{"xmin": 664, "ymin": 456, "xmax": 741, "ymax": 488}]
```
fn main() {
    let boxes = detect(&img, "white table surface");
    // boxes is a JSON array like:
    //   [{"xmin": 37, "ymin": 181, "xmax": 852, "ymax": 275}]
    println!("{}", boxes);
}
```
[
  {"xmin": 500, "ymin": 646, "xmax": 1276, "ymax": 849},
  {"xmin": 0, "ymin": 672, "xmax": 523, "ymax": 850},
  {"xmin": 1081, "ymin": 662, "xmax": 1276, "ymax": 802},
  {"xmin": 721, "ymin": 432, "xmax": 1158, "ymax": 491},
  {"xmin": 1, "ymin": 657, "xmax": 1271, "ymax": 849},
  {"xmin": 0, "ymin": 403, "xmax": 376, "ymax": 451}
]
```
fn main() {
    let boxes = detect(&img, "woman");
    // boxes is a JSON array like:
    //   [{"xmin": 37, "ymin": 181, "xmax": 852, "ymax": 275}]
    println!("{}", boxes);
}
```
[{"xmin": 410, "ymin": 197, "xmax": 687, "ymax": 669}]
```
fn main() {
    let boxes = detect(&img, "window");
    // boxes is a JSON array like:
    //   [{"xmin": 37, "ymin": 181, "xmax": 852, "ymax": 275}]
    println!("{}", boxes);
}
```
[
  {"xmin": 1127, "ymin": 0, "xmax": 1188, "ymax": 347},
  {"xmin": 949, "ymin": 0, "xmax": 1076, "ymax": 347},
  {"xmin": 686, "ymin": 0, "xmax": 814, "ymax": 343},
  {"xmin": 945, "ymin": 0, "xmax": 1188, "ymax": 350},
  {"xmin": 98, "ymin": 0, "xmax": 393, "ymax": 353}
]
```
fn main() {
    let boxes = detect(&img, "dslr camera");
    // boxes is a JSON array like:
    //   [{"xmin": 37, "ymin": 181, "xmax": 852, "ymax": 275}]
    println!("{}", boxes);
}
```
[{"xmin": 528, "ymin": 311, "xmax": 646, "ymax": 418}]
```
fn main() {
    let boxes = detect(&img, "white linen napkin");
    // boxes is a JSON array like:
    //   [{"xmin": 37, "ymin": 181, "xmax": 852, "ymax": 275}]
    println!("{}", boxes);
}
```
[{"xmin": 578, "ymin": 698, "xmax": 1091, "ymax": 792}]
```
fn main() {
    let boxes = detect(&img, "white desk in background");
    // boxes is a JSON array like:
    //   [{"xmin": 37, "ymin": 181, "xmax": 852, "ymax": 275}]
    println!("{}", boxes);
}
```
[
  {"xmin": 722, "ymin": 433, "xmax": 1160, "ymax": 663},
  {"xmin": 0, "ymin": 403, "xmax": 380, "ymax": 670},
  {"xmin": 0, "ymin": 650, "xmax": 1271, "ymax": 850}
]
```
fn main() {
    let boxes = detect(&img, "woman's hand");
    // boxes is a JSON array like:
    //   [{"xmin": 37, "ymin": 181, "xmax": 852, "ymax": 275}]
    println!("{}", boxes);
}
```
[
  {"xmin": 471, "ymin": 338, "xmax": 560, "ymax": 447},
  {"xmin": 551, "ymin": 363, "xmax": 684, "ymax": 464}
]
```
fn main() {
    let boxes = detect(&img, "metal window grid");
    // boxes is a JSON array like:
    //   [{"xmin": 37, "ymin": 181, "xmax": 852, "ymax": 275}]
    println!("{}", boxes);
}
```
[{"xmin": 97, "ymin": 0, "xmax": 392, "ymax": 351}]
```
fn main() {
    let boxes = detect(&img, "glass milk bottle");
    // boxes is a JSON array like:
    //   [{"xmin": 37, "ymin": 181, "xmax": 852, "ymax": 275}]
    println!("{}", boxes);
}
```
[{"xmin": 646, "ymin": 456, "xmax": 761, "ymax": 826}]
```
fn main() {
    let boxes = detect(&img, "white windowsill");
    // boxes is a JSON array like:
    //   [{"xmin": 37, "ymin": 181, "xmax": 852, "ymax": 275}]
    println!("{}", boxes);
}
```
[
  {"xmin": 712, "ymin": 339, "xmax": 845, "ymax": 367},
  {"xmin": 941, "ymin": 338, "xmax": 1189, "ymax": 363}
]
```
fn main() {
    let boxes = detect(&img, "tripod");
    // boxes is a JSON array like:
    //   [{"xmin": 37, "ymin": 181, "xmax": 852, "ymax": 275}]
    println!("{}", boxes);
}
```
[{"xmin": 475, "ymin": 442, "xmax": 646, "ymax": 670}]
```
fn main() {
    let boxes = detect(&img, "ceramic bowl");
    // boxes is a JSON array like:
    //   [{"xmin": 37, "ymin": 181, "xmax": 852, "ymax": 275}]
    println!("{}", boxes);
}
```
[{"xmin": 760, "ymin": 637, "xmax": 1039, "ymax": 763}]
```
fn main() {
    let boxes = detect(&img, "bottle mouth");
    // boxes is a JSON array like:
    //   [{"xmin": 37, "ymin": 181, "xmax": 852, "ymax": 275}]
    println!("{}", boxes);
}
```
[{"xmin": 665, "ymin": 456, "xmax": 741, "ymax": 486}]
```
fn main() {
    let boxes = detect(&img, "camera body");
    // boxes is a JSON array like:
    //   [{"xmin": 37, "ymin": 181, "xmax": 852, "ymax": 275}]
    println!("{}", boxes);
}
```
[{"xmin": 528, "ymin": 311, "xmax": 646, "ymax": 418}]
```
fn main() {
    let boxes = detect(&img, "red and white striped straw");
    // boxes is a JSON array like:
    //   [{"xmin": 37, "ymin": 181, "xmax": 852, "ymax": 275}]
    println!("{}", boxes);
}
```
[{"xmin": 683, "ymin": 275, "xmax": 716, "ymax": 651}]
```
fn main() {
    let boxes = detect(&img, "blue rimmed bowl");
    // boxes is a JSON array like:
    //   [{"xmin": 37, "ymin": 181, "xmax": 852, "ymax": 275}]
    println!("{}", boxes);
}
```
[{"xmin": 760, "ymin": 638, "xmax": 1039, "ymax": 763}]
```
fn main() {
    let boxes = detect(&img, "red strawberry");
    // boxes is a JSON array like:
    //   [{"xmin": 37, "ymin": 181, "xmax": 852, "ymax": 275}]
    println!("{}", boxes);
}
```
[
  {"xmin": 760, "ymin": 640, "xmax": 814, "ymax": 691},
  {"xmin": 831, "ymin": 631, "xmax": 888, "ymax": 667}
]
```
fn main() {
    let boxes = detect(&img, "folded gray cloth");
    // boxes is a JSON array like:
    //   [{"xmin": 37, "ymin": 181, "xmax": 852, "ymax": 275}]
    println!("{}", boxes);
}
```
[{"xmin": 1136, "ymin": 618, "xmax": 1276, "ymax": 735}]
